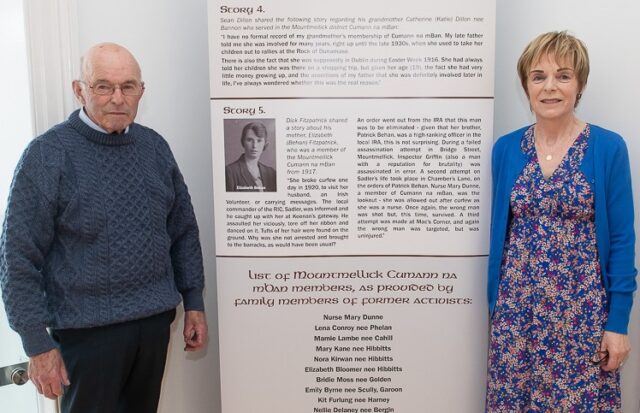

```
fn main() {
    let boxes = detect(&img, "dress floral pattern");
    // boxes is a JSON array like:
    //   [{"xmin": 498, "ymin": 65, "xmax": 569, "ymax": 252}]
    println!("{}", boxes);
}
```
[{"xmin": 486, "ymin": 125, "xmax": 621, "ymax": 412}]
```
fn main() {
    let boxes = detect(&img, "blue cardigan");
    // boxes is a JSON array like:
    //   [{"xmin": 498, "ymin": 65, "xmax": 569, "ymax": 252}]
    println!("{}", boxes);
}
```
[{"xmin": 488, "ymin": 124, "xmax": 637, "ymax": 334}]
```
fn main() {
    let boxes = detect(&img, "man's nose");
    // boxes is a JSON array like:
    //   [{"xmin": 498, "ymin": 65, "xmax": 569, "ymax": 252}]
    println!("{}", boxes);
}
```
[{"xmin": 110, "ymin": 86, "xmax": 125, "ymax": 103}]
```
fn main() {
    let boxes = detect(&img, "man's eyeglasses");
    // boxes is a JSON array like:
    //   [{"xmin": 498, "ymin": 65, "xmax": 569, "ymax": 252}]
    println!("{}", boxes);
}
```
[{"xmin": 80, "ymin": 80, "xmax": 145, "ymax": 96}]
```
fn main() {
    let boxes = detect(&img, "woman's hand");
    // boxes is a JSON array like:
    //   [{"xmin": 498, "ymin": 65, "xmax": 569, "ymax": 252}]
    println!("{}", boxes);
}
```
[{"xmin": 599, "ymin": 331, "xmax": 630, "ymax": 371}]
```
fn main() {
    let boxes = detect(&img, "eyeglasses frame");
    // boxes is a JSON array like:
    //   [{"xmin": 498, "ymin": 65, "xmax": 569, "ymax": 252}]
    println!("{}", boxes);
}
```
[{"xmin": 78, "ymin": 80, "xmax": 145, "ymax": 96}]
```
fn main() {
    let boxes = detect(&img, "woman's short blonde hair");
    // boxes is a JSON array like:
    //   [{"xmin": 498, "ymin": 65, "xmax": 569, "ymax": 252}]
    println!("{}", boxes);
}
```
[{"xmin": 517, "ymin": 31, "xmax": 589, "ymax": 103}]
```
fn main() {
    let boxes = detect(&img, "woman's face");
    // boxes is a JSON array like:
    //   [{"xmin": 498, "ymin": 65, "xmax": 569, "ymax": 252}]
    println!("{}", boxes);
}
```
[
  {"xmin": 242, "ymin": 129, "xmax": 266, "ymax": 160},
  {"xmin": 527, "ymin": 54, "xmax": 581, "ymax": 122}
]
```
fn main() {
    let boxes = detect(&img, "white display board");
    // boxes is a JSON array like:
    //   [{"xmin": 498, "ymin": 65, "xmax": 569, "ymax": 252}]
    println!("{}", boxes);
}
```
[{"xmin": 209, "ymin": 1, "xmax": 495, "ymax": 411}]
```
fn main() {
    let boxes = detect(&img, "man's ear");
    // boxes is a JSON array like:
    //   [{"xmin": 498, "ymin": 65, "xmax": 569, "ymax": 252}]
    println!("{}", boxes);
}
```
[{"xmin": 72, "ymin": 80, "xmax": 86, "ymax": 105}]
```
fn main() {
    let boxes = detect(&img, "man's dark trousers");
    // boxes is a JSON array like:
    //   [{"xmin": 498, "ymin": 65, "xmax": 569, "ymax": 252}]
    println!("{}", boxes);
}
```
[{"xmin": 52, "ymin": 309, "xmax": 176, "ymax": 413}]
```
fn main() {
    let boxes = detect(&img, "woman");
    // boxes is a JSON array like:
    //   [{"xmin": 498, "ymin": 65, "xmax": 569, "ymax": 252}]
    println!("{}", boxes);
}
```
[
  {"xmin": 486, "ymin": 31, "xmax": 637, "ymax": 411},
  {"xmin": 225, "ymin": 121, "xmax": 277, "ymax": 192}
]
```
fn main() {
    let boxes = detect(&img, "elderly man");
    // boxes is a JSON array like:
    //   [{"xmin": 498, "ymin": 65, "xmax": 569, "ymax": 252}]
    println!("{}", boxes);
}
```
[{"xmin": 0, "ymin": 43, "xmax": 207, "ymax": 412}]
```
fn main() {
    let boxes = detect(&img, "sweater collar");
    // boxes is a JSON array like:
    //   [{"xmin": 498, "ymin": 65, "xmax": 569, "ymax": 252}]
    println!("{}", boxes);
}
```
[
  {"xmin": 78, "ymin": 107, "xmax": 130, "ymax": 135},
  {"xmin": 68, "ymin": 109, "xmax": 136, "ymax": 146}
]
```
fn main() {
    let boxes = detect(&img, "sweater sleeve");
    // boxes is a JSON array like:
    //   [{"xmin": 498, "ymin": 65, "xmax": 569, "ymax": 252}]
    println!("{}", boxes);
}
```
[
  {"xmin": 603, "ymin": 138, "xmax": 637, "ymax": 334},
  {"xmin": 160, "ymin": 141, "xmax": 205, "ymax": 312},
  {"xmin": 0, "ymin": 140, "xmax": 59, "ymax": 356}
]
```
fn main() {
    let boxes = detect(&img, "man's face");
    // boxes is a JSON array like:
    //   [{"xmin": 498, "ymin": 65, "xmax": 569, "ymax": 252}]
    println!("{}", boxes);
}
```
[{"xmin": 73, "ymin": 46, "xmax": 144, "ymax": 134}]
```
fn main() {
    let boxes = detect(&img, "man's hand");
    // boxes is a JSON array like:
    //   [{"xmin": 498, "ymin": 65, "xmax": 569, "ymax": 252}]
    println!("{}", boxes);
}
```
[
  {"xmin": 28, "ymin": 348, "xmax": 70, "ymax": 399},
  {"xmin": 183, "ymin": 310, "xmax": 207, "ymax": 351}
]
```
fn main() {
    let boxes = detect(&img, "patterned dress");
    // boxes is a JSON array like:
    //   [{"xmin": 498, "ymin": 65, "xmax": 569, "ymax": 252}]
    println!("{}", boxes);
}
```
[{"xmin": 486, "ymin": 125, "xmax": 621, "ymax": 412}]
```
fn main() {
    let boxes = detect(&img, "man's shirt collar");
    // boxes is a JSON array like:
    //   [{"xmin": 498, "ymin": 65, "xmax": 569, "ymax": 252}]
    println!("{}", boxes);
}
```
[{"xmin": 79, "ymin": 108, "xmax": 130, "ymax": 134}]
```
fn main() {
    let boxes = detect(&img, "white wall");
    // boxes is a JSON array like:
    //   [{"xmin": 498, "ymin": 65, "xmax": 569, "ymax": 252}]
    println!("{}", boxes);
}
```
[
  {"xmin": 73, "ymin": 1, "xmax": 220, "ymax": 412},
  {"xmin": 0, "ymin": 0, "xmax": 39, "ymax": 409},
  {"xmin": 495, "ymin": 1, "xmax": 640, "ymax": 411}
]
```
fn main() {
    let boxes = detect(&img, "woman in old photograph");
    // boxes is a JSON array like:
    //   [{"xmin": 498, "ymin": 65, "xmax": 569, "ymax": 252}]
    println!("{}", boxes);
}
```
[{"xmin": 225, "ymin": 121, "xmax": 277, "ymax": 192}]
